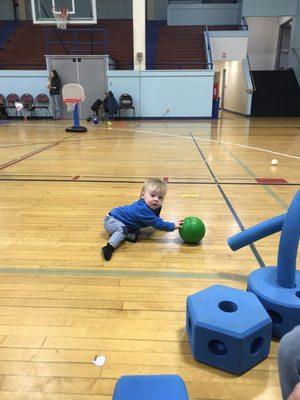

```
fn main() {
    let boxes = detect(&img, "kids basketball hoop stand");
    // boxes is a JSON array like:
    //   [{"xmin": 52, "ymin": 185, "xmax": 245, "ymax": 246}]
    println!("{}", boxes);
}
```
[{"xmin": 62, "ymin": 84, "xmax": 87, "ymax": 133}]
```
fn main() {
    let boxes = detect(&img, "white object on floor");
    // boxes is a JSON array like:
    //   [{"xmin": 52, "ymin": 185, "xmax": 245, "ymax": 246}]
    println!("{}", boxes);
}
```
[{"xmin": 92, "ymin": 354, "xmax": 106, "ymax": 366}]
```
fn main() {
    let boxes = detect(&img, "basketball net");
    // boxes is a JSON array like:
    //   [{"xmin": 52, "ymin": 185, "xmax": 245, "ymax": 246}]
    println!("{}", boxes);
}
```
[
  {"xmin": 52, "ymin": 7, "xmax": 69, "ymax": 30},
  {"xmin": 64, "ymin": 98, "xmax": 80, "ymax": 112}
]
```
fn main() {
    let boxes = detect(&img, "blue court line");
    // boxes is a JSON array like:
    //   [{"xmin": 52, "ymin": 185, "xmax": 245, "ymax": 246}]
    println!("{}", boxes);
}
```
[
  {"xmin": 189, "ymin": 132, "xmax": 265, "ymax": 268},
  {"xmin": 0, "ymin": 267, "xmax": 247, "ymax": 282},
  {"xmin": 220, "ymin": 144, "xmax": 289, "ymax": 210}
]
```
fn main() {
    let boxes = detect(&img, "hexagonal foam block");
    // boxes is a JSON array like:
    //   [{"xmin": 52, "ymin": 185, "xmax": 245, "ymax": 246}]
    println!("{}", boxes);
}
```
[
  {"xmin": 113, "ymin": 375, "xmax": 189, "ymax": 400},
  {"xmin": 186, "ymin": 284, "xmax": 272, "ymax": 375}
]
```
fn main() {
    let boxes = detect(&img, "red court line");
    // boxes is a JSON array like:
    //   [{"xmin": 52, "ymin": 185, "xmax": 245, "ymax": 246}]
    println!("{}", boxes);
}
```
[
  {"xmin": 0, "ymin": 134, "xmax": 76, "ymax": 172},
  {"xmin": 255, "ymin": 178, "xmax": 288, "ymax": 184},
  {"xmin": 112, "ymin": 122, "xmax": 127, "ymax": 128}
]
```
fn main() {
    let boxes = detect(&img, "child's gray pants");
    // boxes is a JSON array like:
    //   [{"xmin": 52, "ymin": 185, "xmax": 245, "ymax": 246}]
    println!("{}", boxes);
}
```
[
  {"xmin": 278, "ymin": 325, "xmax": 300, "ymax": 399},
  {"xmin": 104, "ymin": 214, "xmax": 127, "ymax": 248}
]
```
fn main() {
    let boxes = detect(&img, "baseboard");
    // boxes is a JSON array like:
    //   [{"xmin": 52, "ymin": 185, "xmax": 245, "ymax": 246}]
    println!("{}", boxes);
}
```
[
  {"xmin": 223, "ymin": 108, "xmax": 250, "ymax": 117},
  {"xmin": 115, "ymin": 116, "xmax": 212, "ymax": 120}
]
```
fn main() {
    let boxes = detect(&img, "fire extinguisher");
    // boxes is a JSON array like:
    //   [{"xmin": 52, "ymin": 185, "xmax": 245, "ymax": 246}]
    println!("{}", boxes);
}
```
[{"xmin": 213, "ymin": 83, "xmax": 219, "ymax": 100}]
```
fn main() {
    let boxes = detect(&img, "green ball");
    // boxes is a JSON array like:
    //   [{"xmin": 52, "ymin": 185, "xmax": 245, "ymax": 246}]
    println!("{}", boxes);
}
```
[{"xmin": 179, "ymin": 216, "xmax": 206, "ymax": 244}]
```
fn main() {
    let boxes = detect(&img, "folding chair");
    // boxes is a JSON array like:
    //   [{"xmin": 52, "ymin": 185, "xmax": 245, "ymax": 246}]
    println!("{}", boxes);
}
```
[
  {"xmin": 118, "ymin": 93, "xmax": 135, "ymax": 118},
  {"xmin": 20, "ymin": 93, "xmax": 35, "ymax": 119},
  {"xmin": 35, "ymin": 93, "xmax": 51, "ymax": 118},
  {"xmin": 0, "ymin": 94, "xmax": 8, "ymax": 120},
  {"xmin": 5, "ymin": 93, "xmax": 20, "ymax": 118}
]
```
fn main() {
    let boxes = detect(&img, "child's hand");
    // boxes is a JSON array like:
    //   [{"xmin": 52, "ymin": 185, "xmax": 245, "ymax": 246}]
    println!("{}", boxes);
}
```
[{"xmin": 175, "ymin": 220, "xmax": 184, "ymax": 229}]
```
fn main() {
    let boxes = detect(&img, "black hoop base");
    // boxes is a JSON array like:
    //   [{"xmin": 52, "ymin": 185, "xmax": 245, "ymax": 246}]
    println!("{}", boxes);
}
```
[{"xmin": 65, "ymin": 126, "xmax": 88, "ymax": 133}]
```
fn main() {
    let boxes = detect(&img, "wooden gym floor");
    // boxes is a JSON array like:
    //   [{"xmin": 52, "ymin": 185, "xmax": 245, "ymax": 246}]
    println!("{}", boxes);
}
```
[{"xmin": 0, "ymin": 112, "xmax": 299, "ymax": 399}]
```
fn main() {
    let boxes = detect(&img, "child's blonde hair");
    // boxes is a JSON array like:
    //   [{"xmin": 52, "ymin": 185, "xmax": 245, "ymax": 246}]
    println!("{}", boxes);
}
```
[{"xmin": 142, "ymin": 178, "xmax": 167, "ymax": 197}]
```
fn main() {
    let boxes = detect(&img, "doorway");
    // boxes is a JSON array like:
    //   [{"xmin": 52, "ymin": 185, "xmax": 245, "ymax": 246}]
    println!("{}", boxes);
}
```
[
  {"xmin": 220, "ymin": 68, "xmax": 226, "ymax": 109},
  {"xmin": 276, "ymin": 19, "xmax": 292, "ymax": 70}
]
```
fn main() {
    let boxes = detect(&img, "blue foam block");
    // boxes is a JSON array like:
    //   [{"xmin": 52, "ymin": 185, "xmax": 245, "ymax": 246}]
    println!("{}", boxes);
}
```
[
  {"xmin": 113, "ymin": 375, "xmax": 189, "ymax": 400},
  {"xmin": 248, "ymin": 267, "xmax": 300, "ymax": 339},
  {"xmin": 186, "ymin": 285, "xmax": 272, "ymax": 375},
  {"xmin": 227, "ymin": 214, "xmax": 285, "ymax": 251}
]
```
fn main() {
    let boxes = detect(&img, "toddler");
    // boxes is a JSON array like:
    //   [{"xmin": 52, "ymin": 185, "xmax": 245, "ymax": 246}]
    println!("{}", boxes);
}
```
[{"xmin": 102, "ymin": 178, "xmax": 183, "ymax": 260}]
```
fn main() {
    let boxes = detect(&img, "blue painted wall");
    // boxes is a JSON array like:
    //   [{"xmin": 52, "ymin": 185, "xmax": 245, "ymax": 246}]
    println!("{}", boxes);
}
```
[
  {"xmin": 0, "ymin": 70, "xmax": 50, "ymax": 117},
  {"xmin": 96, "ymin": 0, "xmax": 132, "ymax": 19},
  {"xmin": 168, "ymin": 3, "xmax": 239, "ymax": 25},
  {"xmin": 0, "ymin": 69, "xmax": 214, "ymax": 118},
  {"xmin": 107, "ymin": 70, "xmax": 214, "ymax": 118},
  {"xmin": 0, "ymin": 70, "xmax": 49, "ymax": 97},
  {"xmin": 242, "ymin": 0, "xmax": 297, "ymax": 17}
]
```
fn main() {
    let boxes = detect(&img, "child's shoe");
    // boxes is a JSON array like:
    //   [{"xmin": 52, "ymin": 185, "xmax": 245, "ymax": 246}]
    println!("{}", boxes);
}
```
[
  {"xmin": 126, "ymin": 233, "xmax": 138, "ymax": 243},
  {"xmin": 102, "ymin": 243, "xmax": 115, "ymax": 260}
]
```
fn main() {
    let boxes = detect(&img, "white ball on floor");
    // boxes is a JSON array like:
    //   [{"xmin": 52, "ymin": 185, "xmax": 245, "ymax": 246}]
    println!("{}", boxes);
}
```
[{"xmin": 271, "ymin": 159, "xmax": 278, "ymax": 166}]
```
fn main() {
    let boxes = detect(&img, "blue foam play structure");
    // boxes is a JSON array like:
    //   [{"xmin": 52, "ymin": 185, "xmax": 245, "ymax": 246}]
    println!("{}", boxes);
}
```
[
  {"xmin": 228, "ymin": 190, "xmax": 300, "ymax": 339},
  {"xmin": 112, "ymin": 375, "xmax": 189, "ymax": 400},
  {"xmin": 186, "ymin": 285, "xmax": 272, "ymax": 375}
]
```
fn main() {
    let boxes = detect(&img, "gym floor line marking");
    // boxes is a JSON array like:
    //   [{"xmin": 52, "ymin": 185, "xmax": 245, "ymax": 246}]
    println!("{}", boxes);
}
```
[
  {"xmin": 255, "ymin": 178, "xmax": 288, "ymax": 184},
  {"xmin": 0, "ymin": 137, "xmax": 100, "ymax": 149},
  {"xmin": 190, "ymin": 133, "xmax": 300, "ymax": 160},
  {"xmin": 189, "ymin": 131, "xmax": 266, "ymax": 269},
  {"xmin": 0, "ymin": 134, "xmax": 181, "ymax": 150},
  {"xmin": 5, "ymin": 125, "xmax": 296, "ymax": 161},
  {"xmin": 0, "ymin": 136, "xmax": 132, "ymax": 149},
  {"xmin": 219, "ymin": 143, "xmax": 289, "ymax": 210},
  {"xmin": 0, "ymin": 142, "xmax": 55, "ymax": 149},
  {"xmin": 132, "ymin": 124, "xmax": 300, "ymax": 129},
  {"xmin": 0, "ymin": 133, "xmax": 78, "ymax": 171},
  {"xmin": 64, "ymin": 130, "xmax": 300, "ymax": 162},
  {"xmin": 100, "ymin": 126, "xmax": 300, "ymax": 160},
  {"xmin": 0, "ymin": 177, "xmax": 299, "ymax": 186},
  {"xmin": 4, "ymin": 121, "xmax": 300, "ymax": 129},
  {"xmin": 0, "ymin": 267, "xmax": 247, "ymax": 282}
]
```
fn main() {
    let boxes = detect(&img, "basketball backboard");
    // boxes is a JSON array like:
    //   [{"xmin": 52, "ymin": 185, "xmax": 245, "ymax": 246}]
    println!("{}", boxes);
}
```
[
  {"xmin": 31, "ymin": 0, "xmax": 97, "ymax": 25},
  {"xmin": 62, "ymin": 83, "xmax": 85, "ymax": 103}
]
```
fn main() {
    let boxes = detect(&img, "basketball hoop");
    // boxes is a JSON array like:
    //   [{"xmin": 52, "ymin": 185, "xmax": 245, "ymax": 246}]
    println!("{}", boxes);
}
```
[
  {"xmin": 62, "ymin": 84, "xmax": 87, "ymax": 132},
  {"xmin": 52, "ymin": 7, "xmax": 69, "ymax": 30},
  {"xmin": 64, "ymin": 98, "xmax": 80, "ymax": 112}
]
